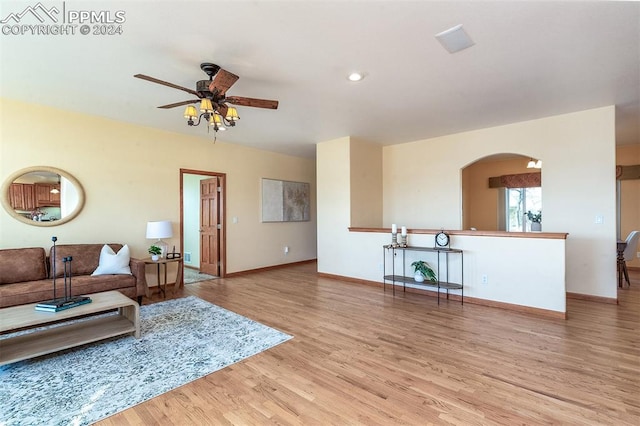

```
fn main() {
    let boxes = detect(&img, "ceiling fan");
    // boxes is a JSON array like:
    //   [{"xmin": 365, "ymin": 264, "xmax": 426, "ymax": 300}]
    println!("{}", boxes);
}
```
[{"xmin": 134, "ymin": 62, "xmax": 278, "ymax": 131}]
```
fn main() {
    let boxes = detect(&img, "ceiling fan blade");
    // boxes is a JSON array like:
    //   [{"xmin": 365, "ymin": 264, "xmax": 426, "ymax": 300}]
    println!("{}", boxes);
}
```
[
  {"xmin": 134, "ymin": 74, "xmax": 200, "ymax": 97},
  {"xmin": 217, "ymin": 104, "xmax": 228, "ymax": 118},
  {"xmin": 157, "ymin": 100, "xmax": 201, "ymax": 109},
  {"xmin": 225, "ymin": 96, "xmax": 279, "ymax": 109},
  {"xmin": 208, "ymin": 69, "xmax": 239, "ymax": 95}
]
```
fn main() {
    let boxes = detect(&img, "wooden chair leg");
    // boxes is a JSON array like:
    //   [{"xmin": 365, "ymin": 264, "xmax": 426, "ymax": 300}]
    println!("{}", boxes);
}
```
[
  {"xmin": 618, "ymin": 260, "xmax": 623, "ymax": 288},
  {"xmin": 622, "ymin": 262, "xmax": 630, "ymax": 286}
]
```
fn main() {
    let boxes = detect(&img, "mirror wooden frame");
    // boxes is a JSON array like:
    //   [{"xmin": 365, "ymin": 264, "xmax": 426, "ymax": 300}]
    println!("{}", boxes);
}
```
[{"xmin": 1, "ymin": 166, "xmax": 85, "ymax": 227}]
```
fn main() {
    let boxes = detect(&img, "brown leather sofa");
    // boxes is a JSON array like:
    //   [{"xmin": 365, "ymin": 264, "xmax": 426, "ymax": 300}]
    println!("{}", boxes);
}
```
[{"xmin": 0, "ymin": 244, "xmax": 146, "ymax": 308}]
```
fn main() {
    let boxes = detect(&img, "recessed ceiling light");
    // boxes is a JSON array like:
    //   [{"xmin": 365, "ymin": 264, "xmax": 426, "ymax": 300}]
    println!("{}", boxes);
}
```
[
  {"xmin": 347, "ymin": 72, "xmax": 364, "ymax": 82},
  {"xmin": 435, "ymin": 24, "xmax": 475, "ymax": 53}
]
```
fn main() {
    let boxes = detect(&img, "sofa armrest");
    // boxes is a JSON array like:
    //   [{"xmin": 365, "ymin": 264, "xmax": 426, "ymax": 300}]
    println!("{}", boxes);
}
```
[{"xmin": 129, "ymin": 257, "xmax": 149, "ymax": 298}]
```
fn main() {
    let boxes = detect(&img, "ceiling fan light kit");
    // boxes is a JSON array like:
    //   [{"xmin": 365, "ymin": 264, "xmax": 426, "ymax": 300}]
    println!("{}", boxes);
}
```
[
  {"xmin": 184, "ymin": 105, "xmax": 198, "ymax": 121},
  {"xmin": 200, "ymin": 98, "xmax": 214, "ymax": 114},
  {"xmin": 209, "ymin": 113, "xmax": 225, "ymax": 131},
  {"xmin": 135, "ymin": 62, "xmax": 277, "ymax": 140},
  {"xmin": 527, "ymin": 158, "xmax": 542, "ymax": 169}
]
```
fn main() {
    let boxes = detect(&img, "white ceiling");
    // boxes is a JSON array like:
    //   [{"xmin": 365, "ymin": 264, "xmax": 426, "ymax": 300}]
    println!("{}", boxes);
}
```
[{"xmin": 1, "ymin": 1, "xmax": 638, "ymax": 158}]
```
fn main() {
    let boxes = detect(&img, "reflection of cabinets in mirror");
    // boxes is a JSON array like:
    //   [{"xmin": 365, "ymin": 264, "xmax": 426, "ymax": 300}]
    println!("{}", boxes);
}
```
[
  {"xmin": 35, "ymin": 183, "xmax": 60, "ymax": 206},
  {"xmin": 2, "ymin": 166, "xmax": 84, "ymax": 226},
  {"xmin": 9, "ymin": 183, "xmax": 35, "ymax": 210},
  {"xmin": 9, "ymin": 183, "xmax": 60, "ymax": 209}
]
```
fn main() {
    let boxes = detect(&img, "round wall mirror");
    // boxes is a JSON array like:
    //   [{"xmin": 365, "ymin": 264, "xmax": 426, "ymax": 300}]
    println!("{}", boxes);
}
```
[{"xmin": 1, "ymin": 166, "xmax": 85, "ymax": 227}]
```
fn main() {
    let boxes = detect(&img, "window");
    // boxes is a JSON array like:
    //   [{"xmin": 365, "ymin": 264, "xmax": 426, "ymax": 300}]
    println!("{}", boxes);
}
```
[{"xmin": 506, "ymin": 187, "xmax": 542, "ymax": 232}]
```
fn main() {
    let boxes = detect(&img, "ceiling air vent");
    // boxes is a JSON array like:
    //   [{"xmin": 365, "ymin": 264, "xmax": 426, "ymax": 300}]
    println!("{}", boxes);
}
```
[{"xmin": 435, "ymin": 24, "xmax": 475, "ymax": 53}]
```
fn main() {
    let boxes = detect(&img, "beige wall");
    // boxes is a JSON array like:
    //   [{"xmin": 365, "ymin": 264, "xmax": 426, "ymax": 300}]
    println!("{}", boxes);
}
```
[
  {"xmin": 462, "ymin": 155, "xmax": 532, "ymax": 231},
  {"xmin": 350, "ymin": 138, "xmax": 382, "ymax": 228},
  {"xmin": 617, "ymin": 144, "xmax": 640, "ymax": 268},
  {"xmin": 316, "ymin": 137, "xmax": 352, "ymax": 273},
  {"xmin": 317, "ymin": 138, "xmax": 567, "ymax": 313},
  {"xmin": 318, "ymin": 106, "xmax": 616, "ymax": 304},
  {"xmin": 0, "ymin": 98, "xmax": 317, "ymax": 273},
  {"xmin": 383, "ymin": 106, "xmax": 616, "ymax": 298}
]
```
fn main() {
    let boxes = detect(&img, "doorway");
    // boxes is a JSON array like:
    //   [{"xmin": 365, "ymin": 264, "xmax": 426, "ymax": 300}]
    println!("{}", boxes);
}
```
[{"xmin": 180, "ymin": 169, "xmax": 226, "ymax": 278}]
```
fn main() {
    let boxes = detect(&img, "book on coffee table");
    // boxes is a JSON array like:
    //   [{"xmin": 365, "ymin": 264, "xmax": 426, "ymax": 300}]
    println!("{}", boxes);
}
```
[{"xmin": 35, "ymin": 296, "xmax": 92, "ymax": 312}]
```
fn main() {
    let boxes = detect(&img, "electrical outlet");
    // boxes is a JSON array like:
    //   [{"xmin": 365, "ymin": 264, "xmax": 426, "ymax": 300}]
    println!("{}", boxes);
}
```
[
  {"xmin": 594, "ymin": 215, "xmax": 603, "ymax": 224},
  {"xmin": 481, "ymin": 274, "xmax": 488, "ymax": 284}
]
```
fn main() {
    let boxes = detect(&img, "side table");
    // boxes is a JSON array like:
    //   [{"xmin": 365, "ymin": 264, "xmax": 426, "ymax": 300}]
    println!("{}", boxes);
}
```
[{"xmin": 143, "ymin": 257, "xmax": 183, "ymax": 298}]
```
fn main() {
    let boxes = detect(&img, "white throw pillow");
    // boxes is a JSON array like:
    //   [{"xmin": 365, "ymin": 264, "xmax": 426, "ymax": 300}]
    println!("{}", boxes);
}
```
[{"xmin": 91, "ymin": 244, "xmax": 132, "ymax": 276}]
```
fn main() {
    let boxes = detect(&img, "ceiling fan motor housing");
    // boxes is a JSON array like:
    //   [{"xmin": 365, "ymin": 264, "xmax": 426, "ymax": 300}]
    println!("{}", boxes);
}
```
[{"xmin": 196, "ymin": 80, "xmax": 213, "ymax": 97}]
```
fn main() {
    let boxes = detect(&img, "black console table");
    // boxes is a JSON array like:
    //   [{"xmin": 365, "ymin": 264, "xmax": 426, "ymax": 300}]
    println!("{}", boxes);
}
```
[{"xmin": 383, "ymin": 245, "xmax": 464, "ymax": 304}]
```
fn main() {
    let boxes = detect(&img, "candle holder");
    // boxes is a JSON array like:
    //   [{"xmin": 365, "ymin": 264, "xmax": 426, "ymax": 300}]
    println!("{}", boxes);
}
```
[
  {"xmin": 400, "ymin": 234, "xmax": 407, "ymax": 247},
  {"xmin": 391, "ymin": 232, "xmax": 399, "ymax": 248}
]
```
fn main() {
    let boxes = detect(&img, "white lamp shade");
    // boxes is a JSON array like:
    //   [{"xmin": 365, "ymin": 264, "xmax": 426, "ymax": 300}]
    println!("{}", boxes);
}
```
[{"xmin": 146, "ymin": 220, "xmax": 173, "ymax": 239}]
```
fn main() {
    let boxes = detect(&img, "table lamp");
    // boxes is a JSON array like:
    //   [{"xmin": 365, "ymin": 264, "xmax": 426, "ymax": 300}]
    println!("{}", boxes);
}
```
[{"xmin": 146, "ymin": 220, "xmax": 172, "ymax": 258}]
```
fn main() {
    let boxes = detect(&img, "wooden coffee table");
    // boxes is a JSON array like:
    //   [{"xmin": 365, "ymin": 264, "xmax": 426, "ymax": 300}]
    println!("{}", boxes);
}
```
[{"xmin": 0, "ymin": 290, "xmax": 140, "ymax": 366}]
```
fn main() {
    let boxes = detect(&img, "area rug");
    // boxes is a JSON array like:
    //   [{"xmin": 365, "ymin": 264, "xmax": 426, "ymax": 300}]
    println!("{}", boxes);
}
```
[
  {"xmin": 183, "ymin": 267, "xmax": 217, "ymax": 284},
  {"xmin": 0, "ymin": 296, "xmax": 292, "ymax": 426}
]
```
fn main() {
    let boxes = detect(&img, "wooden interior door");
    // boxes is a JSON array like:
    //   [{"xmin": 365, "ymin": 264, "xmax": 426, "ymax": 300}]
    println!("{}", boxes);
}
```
[{"xmin": 200, "ymin": 177, "xmax": 220, "ymax": 275}]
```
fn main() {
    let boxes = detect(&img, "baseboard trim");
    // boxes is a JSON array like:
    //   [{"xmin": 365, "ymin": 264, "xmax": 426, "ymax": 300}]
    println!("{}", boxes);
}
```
[
  {"xmin": 461, "ymin": 295, "xmax": 566, "ymax": 319},
  {"xmin": 226, "ymin": 259, "xmax": 317, "ymax": 278},
  {"xmin": 318, "ymin": 272, "xmax": 566, "ymax": 319},
  {"xmin": 317, "ymin": 272, "xmax": 382, "ymax": 287},
  {"xmin": 566, "ymin": 292, "xmax": 618, "ymax": 305}
]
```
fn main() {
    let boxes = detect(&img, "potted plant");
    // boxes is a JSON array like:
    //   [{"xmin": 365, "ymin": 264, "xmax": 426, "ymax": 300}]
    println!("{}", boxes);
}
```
[
  {"xmin": 526, "ymin": 210, "xmax": 542, "ymax": 231},
  {"xmin": 148, "ymin": 245, "xmax": 162, "ymax": 261},
  {"xmin": 410, "ymin": 260, "xmax": 437, "ymax": 283}
]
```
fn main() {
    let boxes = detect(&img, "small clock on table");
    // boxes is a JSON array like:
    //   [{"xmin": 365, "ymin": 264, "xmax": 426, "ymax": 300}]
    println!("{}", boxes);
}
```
[{"xmin": 435, "ymin": 230, "xmax": 450, "ymax": 249}]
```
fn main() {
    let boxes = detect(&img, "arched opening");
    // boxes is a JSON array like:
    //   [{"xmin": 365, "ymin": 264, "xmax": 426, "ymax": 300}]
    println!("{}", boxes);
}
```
[{"xmin": 462, "ymin": 153, "xmax": 542, "ymax": 231}]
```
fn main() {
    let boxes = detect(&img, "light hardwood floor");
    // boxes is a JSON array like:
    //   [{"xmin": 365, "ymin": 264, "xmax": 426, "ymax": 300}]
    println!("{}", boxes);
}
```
[{"xmin": 99, "ymin": 264, "xmax": 639, "ymax": 425}]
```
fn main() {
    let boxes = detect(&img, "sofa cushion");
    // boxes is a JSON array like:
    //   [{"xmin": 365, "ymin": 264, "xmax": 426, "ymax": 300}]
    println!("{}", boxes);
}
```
[
  {"xmin": 0, "ymin": 248, "xmax": 48, "ymax": 284},
  {"xmin": 51, "ymin": 244, "xmax": 122, "ymax": 278},
  {"xmin": 92, "ymin": 244, "xmax": 132, "ymax": 276},
  {"xmin": 0, "ymin": 274, "xmax": 137, "ymax": 308},
  {"xmin": 66, "ymin": 274, "xmax": 136, "ymax": 295}
]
